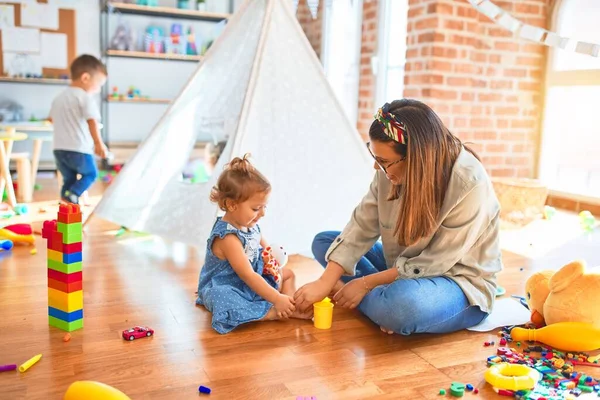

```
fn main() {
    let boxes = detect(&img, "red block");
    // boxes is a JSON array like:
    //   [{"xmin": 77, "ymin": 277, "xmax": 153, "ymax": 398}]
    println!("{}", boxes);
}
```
[
  {"xmin": 48, "ymin": 238, "xmax": 63, "ymax": 252},
  {"xmin": 58, "ymin": 204, "xmax": 82, "ymax": 224},
  {"xmin": 48, "ymin": 278, "xmax": 82, "ymax": 293},
  {"xmin": 48, "ymin": 269, "xmax": 82, "ymax": 284},
  {"xmin": 41, "ymin": 220, "xmax": 57, "ymax": 240},
  {"xmin": 51, "ymin": 231, "xmax": 63, "ymax": 246},
  {"xmin": 63, "ymin": 242, "xmax": 82, "ymax": 254}
]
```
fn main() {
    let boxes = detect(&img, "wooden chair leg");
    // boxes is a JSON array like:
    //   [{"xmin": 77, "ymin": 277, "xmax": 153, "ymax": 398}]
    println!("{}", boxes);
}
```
[{"xmin": 16, "ymin": 159, "xmax": 32, "ymax": 203}]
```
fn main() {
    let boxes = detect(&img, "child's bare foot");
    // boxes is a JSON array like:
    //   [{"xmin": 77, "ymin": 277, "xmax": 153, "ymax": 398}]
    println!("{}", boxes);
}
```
[
  {"xmin": 291, "ymin": 308, "xmax": 313, "ymax": 320},
  {"xmin": 380, "ymin": 326, "xmax": 394, "ymax": 334}
]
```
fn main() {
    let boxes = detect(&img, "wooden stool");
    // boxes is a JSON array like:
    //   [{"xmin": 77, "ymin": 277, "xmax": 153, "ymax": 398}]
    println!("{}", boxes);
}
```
[{"xmin": 10, "ymin": 152, "xmax": 32, "ymax": 202}]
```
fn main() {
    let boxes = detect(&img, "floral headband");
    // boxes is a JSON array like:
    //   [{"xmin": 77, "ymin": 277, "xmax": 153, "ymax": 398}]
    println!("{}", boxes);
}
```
[{"xmin": 374, "ymin": 103, "xmax": 407, "ymax": 145}]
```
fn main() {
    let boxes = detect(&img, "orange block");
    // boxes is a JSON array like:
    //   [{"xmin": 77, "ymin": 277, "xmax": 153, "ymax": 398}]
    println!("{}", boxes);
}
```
[{"xmin": 48, "ymin": 278, "xmax": 83, "ymax": 293}]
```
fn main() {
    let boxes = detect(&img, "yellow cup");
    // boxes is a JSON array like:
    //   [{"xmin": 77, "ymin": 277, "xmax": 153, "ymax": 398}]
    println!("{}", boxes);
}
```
[{"xmin": 313, "ymin": 299, "xmax": 334, "ymax": 329}]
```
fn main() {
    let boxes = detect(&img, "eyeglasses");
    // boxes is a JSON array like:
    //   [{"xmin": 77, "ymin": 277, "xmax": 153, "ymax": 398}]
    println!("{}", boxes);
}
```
[{"xmin": 366, "ymin": 142, "xmax": 404, "ymax": 173}]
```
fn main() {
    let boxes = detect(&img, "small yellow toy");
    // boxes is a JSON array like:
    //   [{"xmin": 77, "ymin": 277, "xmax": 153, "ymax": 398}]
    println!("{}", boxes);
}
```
[
  {"xmin": 484, "ymin": 363, "xmax": 540, "ymax": 391},
  {"xmin": 525, "ymin": 260, "xmax": 600, "ymax": 326},
  {"xmin": 63, "ymin": 381, "xmax": 131, "ymax": 400}
]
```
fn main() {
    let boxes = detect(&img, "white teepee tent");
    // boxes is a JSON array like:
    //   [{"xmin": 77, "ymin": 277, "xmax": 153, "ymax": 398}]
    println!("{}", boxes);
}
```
[{"xmin": 92, "ymin": 0, "xmax": 374, "ymax": 255}]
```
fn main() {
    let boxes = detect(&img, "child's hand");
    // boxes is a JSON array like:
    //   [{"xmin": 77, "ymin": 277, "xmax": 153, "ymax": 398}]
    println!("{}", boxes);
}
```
[
  {"xmin": 273, "ymin": 294, "xmax": 295, "ymax": 319},
  {"xmin": 94, "ymin": 142, "xmax": 109, "ymax": 159}
]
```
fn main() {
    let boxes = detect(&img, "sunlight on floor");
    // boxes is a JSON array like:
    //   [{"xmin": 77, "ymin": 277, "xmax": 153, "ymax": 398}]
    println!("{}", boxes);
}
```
[{"xmin": 500, "ymin": 210, "xmax": 595, "ymax": 259}]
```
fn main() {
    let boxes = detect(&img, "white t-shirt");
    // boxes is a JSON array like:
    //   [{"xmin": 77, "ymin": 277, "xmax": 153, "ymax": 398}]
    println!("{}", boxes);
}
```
[{"xmin": 50, "ymin": 86, "xmax": 101, "ymax": 155}]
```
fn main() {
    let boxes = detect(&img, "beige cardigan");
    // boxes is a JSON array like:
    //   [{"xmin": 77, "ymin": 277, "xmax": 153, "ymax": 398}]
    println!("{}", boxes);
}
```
[{"xmin": 325, "ymin": 148, "xmax": 502, "ymax": 313}]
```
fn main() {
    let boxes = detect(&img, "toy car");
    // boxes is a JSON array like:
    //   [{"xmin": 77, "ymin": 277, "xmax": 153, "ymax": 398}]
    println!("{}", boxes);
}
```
[{"xmin": 122, "ymin": 326, "xmax": 154, "ymax": 341}]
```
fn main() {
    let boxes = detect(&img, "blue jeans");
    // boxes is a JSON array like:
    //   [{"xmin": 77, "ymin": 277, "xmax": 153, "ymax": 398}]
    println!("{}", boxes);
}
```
[
  {"xmin": 312, "ymin": 231, "xmax": 488, "ymax": 335},
  {"xmin": 53, "ymin": 150, "xmax": 98, "ymax": 198}
]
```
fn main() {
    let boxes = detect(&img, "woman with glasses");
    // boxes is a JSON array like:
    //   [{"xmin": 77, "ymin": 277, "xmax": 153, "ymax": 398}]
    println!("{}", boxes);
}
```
[{"xmin": 294, "ymin": 99, "xmax": 502, "ymax": 335}]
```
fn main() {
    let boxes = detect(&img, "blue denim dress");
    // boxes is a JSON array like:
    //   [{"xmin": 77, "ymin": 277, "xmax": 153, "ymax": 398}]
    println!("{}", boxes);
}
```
[{"xmin": 196, "ymin": 218, "xmax": 278, "ymax": 334}]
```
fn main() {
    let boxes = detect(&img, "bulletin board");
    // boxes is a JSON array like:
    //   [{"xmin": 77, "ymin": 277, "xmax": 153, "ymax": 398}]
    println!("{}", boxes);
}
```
[{"xmin": 0, "ymin": 0, "xmax": 76, "ymax": 78}]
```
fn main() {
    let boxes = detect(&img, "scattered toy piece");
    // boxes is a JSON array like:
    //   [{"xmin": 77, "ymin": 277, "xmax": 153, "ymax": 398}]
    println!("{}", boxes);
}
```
[
  {"xmin": 63, "ymin": 333, "xmax": 71, "ymax": 342},
  {"xmin": 439, "ymin": 389, "xmax": 446, "ymax": 395},
  {"xmin": 199, "ymin": 385, "xmax": 211, "ymax": 394},
  {"xmin": 473, "ymin": 388, "xmax": 479, "ymax": 394},
  {"xmin": 0, "ymin": 364, "xmax": 16, "ymax": 372},
  {"xmin": 30, "ymin": 248, "xmax": 37, "ymax": 255},
  {"xmin": 450, "ymin": 382, "xmax": 465, "ymax": 397},
  {"xmin": 18, "ymin": 353, "xmax": 42, "ymax": 372},
  {"xmin": 122, "ymin": 326, "xmax": 154, "ymax": 341}
]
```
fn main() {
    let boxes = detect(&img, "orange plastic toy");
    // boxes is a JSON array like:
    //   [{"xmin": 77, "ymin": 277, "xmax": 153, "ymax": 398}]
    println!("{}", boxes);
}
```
[
  {"xmin": 0, "ymin": 224, "xmax": 34, "ymax": 245},
  {"xmin": 511, "ymin": 321, "xmax": 600, "ymax": 352}
]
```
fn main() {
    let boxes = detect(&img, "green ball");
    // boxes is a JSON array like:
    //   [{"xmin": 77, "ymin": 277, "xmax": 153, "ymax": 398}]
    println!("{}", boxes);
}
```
[{"xmin": 439, "ymin": 389, "xmax": 446, "ymax": 395}]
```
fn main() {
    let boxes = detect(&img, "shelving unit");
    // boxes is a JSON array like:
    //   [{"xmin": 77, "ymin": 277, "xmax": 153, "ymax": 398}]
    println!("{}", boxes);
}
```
[
  {"xmin": 106, "ymin": 2, "xmax": 230, "ymax": 21},
  {"xmin": 0, "ymin": 77, "xmax": 71, "ymax": 85},
  {"xmin": 106, "ymin": 49, "xmax": 203, "ymax": 62},
  {"xmin": 99, "ymin": 0, "xmax": 233, "ymax": 158},
  {"xmin": 107, "ymin": 97, "xmax": 171, "ymax": 104}
]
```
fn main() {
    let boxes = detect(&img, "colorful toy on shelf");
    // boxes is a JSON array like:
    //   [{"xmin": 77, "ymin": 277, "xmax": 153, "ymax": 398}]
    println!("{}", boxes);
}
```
[
  {"xmin": 42, "ymin": 204, "xmax": 84, "ymax": 332},
  {"xmin": 144, "ymin": 26, "xmax": 165, "ymax": 54},
  {"xmin": 186, "ymin": 27, "xmax": 198, "ymax": 55},
  {"xmin": 110, "ymin": 21, "xmax": 135, "ymax": 51},
  {"xmin": 64, "ymin": 381, "xmax": 131, "ymax": 400},
  {"xmin": 525, "ymin": 260, "xmax": 600, "ymax": 327},
  {"xmin": 136, "ymin": 0, "xmax": 158, "ymax": 6},
  {"xmin": 122, "ymin": 326, "xmax": 154, "ymax": 341},
  {"xmin": 177, "ymin": 0, "xmax": 189, "ymax": 9},
  {"xmin": 511, "ymin": 321, "xmax": 600, "ymax": 352},
  {"xmin": 484, "ymin": 363, "xmax": 541, "ymax": 391},
  {"xmin": 0, "ymin": 223, "xmax": 34, "ymax": 245},
  {"xmin": 166, "ymin": 23, "xmax": 187, "ymax": 54}
]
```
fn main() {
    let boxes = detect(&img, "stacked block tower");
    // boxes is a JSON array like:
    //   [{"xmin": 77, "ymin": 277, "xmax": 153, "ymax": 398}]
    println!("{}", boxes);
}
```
[{"xmin": 42, "ymin": 204, "xmax": 83, "ymax": 332}]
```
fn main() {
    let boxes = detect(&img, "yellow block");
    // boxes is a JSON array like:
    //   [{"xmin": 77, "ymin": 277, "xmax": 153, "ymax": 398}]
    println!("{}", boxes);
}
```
[
  {"xmin": 48, "ymin": 288, "xmax": 82, "ymax": 312},
  {"xmin": 47, "ymin": 249, "xmax": 63, "ymax": 263}
]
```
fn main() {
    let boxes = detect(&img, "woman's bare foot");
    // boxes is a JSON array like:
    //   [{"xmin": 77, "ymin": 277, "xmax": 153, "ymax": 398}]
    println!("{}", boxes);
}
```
[{"xmin": 380, "ymin": 326, "xmax": 394, "ymax": 334}]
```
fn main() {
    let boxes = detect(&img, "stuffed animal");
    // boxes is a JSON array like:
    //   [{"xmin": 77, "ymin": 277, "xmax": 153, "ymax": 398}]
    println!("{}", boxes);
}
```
[
  {"xmin": 261, "ymin": 244, "xmax": 288, "ymax": 284},
  {"xmin": 525, "ymin": 260, "xmax": 600, "ymax": 327}
]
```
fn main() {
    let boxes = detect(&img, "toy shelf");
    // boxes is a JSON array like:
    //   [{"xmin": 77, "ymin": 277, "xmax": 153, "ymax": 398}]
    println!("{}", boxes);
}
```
[
  {"xmin": 107, "ymin": 97, "xmax": 171, "ymax": 104},
  {"xmin": 0, "ymin": 77, "xmax": 70, "ymax": 85},
  {"xmin": 106, "ymin": 2, "xmax": 230, "ymax": 21},
  {"xmin": 106, "ymin": 49, "xmax": 202, "ymax": 62}
]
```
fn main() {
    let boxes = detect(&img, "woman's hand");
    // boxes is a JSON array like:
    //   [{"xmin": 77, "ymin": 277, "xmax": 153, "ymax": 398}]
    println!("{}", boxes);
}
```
[
  {"xmin": 294, "ymin": 278, "xmax": 332, "ymax": 312},
  {"xmin": 333, "ymin": 278, "xmax": 369, "ymax": 309}
]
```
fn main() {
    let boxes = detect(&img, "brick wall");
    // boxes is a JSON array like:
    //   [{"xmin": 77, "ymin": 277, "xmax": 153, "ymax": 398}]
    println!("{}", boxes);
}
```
[
  {"xmin": 356, "ymin": 0, "xmax": 379, "ymax": 139},
  {"xmin": 297, "ymin": 0, "xmax": 323, "ymax": 58},
  {"xmin": 403, "ymin": 0, "xmax": 550, "ymax": 178}
]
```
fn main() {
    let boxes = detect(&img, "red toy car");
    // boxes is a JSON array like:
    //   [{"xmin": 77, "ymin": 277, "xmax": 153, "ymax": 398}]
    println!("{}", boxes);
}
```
[{"xmin": 122, "ymin": 326, "xmax": 154, "ymax": 341}]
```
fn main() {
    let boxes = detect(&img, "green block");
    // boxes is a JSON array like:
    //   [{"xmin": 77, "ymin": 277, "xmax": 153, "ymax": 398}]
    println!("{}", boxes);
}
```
[
  {"xmin": 48, "ymin": 316, "xmax": 83, "ymax": 332},
  {"xmin": 48, "ymin": 259, "xmax": 82, "ymax": 274},
  {"xmin": 57, "ymin": 222, "xmax": 82, "ymax": 237},
  {"xmin": 63, "ymin": 232, "xmax": 83, "ymax": 244}
]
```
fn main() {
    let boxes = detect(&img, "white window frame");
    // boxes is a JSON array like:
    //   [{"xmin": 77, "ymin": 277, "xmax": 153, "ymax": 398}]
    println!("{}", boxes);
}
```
[{"xmin": 538, "ymin": 0, "xmax": 600, "ymax": 203}]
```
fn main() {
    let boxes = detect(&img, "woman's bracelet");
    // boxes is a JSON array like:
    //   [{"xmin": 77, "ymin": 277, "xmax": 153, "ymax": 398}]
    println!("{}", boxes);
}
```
[{"xmin": 362, "ymin": 276, "xmax": 371, "ymax": 292}]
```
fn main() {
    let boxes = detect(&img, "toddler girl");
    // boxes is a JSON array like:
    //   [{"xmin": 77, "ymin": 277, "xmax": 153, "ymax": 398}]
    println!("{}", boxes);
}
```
[{"xmin": 196, "ymin": 154, "xmax": 311, "ymax": 334}]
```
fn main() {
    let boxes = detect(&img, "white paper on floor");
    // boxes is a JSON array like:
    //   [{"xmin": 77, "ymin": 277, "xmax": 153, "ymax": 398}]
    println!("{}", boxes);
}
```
[{"xmin": 467, "ymin": 298, "xmax": 531, "ymax": 332}]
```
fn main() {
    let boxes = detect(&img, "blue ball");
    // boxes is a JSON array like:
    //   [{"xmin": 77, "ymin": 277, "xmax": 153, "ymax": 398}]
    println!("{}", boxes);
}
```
[{"xmin": 198, "ymin": 385, "xmax": 211, "ymax": 394}]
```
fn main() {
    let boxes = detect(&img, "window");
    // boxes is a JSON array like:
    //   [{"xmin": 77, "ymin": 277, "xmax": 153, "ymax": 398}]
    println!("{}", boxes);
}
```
[
  {"xmin": 539, "ymin": 0, "xmax": 600, "ymax": 199},
  {"xmin": 375, "ymin": 0, "xmax": 409, "ymax": 105},
  {"xmin": 321, "ymin": 0, "xmax": 363, "ymax": 124}
]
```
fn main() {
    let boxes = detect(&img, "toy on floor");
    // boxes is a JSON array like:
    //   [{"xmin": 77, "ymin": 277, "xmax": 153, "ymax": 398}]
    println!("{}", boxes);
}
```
[
  {"xmin": 198, "ymin": 385, "xmax": 211, "ymax": 394},
  {"xmin": 484, "ymin": 363, "xmax": 540, "ymax": 391},
  {"xmin": 0, "ymin": 223, "xmax": 34, "ymax": 245},
  {"xmin": 43, "ymin": 204, "xmax": 84, "ymax": 332},
  {"xmin": 0, "ymin": 364, "xmax": 16, "ymax": 372},
  {"xmin": 525, "ymin": 260, "xmax": 600, "ymax": 326},
  {"xmin": 122, "ymin": 326, "xmax": 154, "ymax": 341},
  {"xmin": 18, "ymin": 353, "xmax": 41, "ymax": 372},
  {"xmin": 313, "ymin": 297, "xmax": 334, "ymax": 330},
  {"xmin": 64, "ymin": 381, "xmax": 131, "ymax": 400},
  {"xmin": 0, "ymin": 240, "xmax": 13, "ymax": 251},
  {"xmin": 511, "ymin": 321, "xmax": 600, "ymax": 352}
]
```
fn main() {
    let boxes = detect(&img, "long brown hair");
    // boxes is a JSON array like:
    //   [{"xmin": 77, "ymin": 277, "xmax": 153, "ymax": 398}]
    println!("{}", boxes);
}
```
[
  {"xmin": 369, "ymin": 99, "xmax": 479, "ymax": 247},
  {"xmin": 210, "ymin": 153, "xmax": 271, "ymax": 211}
]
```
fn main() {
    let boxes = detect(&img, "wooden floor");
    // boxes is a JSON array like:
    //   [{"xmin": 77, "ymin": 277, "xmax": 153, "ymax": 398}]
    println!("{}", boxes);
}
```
[{"xmin": 0, "ymin": 178, "xmax": 598, "ymax": 399}]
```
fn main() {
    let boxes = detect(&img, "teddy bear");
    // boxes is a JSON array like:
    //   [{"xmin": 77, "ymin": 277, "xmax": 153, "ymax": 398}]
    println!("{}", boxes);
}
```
[
  {"xmin": 261, "ymin": 244, "xmax": 288, "ymax": 284},
  {"xmin": 525, "ymin": 260, "xmax": 600, "ymax": 327}
]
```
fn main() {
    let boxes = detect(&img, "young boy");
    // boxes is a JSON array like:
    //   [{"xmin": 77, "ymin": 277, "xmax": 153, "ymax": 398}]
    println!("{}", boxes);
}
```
[{"xmin": 49, "ymin": 54, "xmax": 109, "ymax": 204}]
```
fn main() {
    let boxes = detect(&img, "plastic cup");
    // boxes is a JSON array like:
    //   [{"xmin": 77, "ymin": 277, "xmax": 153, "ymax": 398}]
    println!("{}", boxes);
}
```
[{"xmin": 313, "ymin": 300, "xmax": 334, "ymax": 329}]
